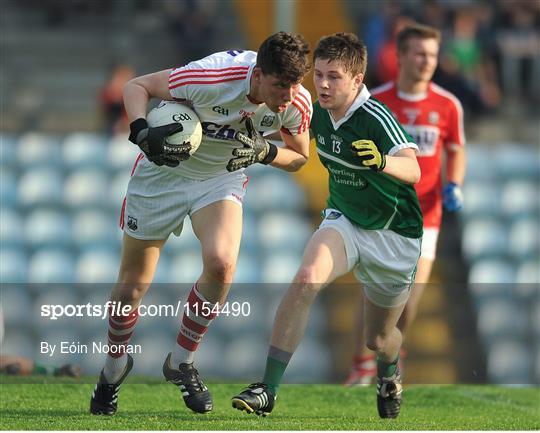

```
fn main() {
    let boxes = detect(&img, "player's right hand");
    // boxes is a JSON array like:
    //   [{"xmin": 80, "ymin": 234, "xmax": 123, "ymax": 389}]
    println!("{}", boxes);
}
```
[
  {"xmin": 129, "ymin": 118, "xmax": 188, "ymax": 167},
  {"xmin": 227, "ymin": 118, "xmax": 277, "ymax": 172}
]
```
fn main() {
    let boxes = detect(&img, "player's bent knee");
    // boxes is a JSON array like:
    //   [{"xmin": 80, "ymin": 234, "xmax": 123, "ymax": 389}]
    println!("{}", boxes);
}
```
[
  {"xmin": 365, "ymin": 333, "xmax": 387, "ymax": 353},
  {"xmin": 203, "ymin": 256, "xmax": 236, "ymax": 283},
  {"xmin": 111, "ymin": 284, "xmax": 147, "ymax": 304}
]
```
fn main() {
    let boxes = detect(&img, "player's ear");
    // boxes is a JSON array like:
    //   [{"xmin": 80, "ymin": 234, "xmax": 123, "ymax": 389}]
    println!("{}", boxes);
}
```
[
  {"xmin": 354, "ymin": 72, "xmax": 364, "ymax": 89},
  {"xmin": 252, "ymin": 67, "xmax": 262, "ymax": 83}
]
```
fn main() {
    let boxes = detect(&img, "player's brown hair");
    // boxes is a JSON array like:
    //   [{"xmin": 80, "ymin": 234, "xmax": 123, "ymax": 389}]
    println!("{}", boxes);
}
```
[
  {"xmin": 313, "ymin": 32, "xmax": 367, "ymax": 76},
  {"xmin": 257, "ymin": 32, "xmax": 311, "ymax": 84},
  {"xmin": 397, "ymin": 24, "xmax": 441, "ymax": 53}
]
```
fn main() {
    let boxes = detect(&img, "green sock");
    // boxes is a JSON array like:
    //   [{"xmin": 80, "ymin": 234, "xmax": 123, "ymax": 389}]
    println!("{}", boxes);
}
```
[
  {"xmin": 377, "ymin": 354, "xmax": 399, "ymax": 378},
  {"xmin": 32, "ymin": 363, "xmax": 54, "ymax": 376},
  {"xmin": 262, "ymin": 346, "xmax": 293, "ymax": 394}
]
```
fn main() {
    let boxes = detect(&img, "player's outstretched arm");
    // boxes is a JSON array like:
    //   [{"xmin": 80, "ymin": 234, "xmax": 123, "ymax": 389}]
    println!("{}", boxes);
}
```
[
  {"xmin": 379, "ymin": 148, "xmax": 421, "ymax": 184},
  {"xmin": 351, "ymin": 141, "xmax": 420, "ymax": 184}
]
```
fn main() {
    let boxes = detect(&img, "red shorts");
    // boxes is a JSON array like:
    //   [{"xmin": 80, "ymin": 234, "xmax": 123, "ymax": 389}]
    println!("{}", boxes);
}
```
[{"xmin": 419, "ymin": 193, "xmax": 442, "ymax": 229}]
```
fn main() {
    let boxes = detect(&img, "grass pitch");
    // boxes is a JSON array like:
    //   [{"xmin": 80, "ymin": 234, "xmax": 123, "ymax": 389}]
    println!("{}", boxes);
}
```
[{"xmin": 0, "ymin": 377, "xmax": 538, "ymax": 430}]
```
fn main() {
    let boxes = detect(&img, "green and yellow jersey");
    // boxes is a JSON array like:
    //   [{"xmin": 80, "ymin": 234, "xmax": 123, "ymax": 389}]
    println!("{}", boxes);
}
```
[{"xmin": 311, "ymin": 85, "xmax": 423, "ymax": 239}]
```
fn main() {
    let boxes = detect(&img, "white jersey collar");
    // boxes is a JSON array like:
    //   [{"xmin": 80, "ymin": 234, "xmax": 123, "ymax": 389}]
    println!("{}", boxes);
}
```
[
  {"xmin": 245, "ymin": 62, "xmax": 257, "ymax": 101},
  {"xmin": 328, "ymin": 84, "xmax": 371, "ymax": 130},
  {"xmin": 396, "ymin": 83, "xmax": 429, "ymax": 101}
]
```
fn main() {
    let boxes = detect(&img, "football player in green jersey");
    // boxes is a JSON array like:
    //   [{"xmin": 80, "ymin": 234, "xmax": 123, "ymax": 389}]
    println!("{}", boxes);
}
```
[{"xmin": 232, "ymin": 33, "xmax": 422, "ymax": 419}]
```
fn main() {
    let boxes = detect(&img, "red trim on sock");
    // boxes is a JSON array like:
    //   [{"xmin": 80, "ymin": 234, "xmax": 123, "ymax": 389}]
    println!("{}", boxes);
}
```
[
  {"xmin": 354, "ymin": 354, "xmax": 376, "ymax": 364},
  {"xmin": 182, "ymin": 314, "xmax": 208, "ymax": 334},
  {"xmin": 109, "ymin": 315, "xmax": 139, "ymax": 331},
  {"xmin": 177, "ymin": 333, "xmax": 198, "ymax": 351},
  {"xmin": 187, "ymin": 288, "xmax": 218, "ymax": 320}
]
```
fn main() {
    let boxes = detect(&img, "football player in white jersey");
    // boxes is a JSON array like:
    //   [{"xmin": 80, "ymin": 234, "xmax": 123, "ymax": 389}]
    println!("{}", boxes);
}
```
[{"xmin": 90, "ymin": 32, "xmax": 312, "ymax": 416}]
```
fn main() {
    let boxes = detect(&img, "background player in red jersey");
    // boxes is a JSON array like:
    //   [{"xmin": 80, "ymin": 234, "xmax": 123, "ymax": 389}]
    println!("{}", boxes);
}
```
[{"xmin": 345, "ymin": 23, "xmax": 467, "ymax": 385}]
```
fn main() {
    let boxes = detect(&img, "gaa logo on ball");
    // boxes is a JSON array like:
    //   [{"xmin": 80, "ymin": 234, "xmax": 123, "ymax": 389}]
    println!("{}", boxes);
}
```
[{"xmin": 147, "ymin": 101, "xmax": 203, "ymax": 157}]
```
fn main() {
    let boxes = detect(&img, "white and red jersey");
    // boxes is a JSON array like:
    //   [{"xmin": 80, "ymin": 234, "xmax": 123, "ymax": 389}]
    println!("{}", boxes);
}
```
[
  {"xmin": 372, "ymin": 81, "xmax": 465, "ymax": 228},
  {"xmin": 165, "ymin": 50, "xmax": 312, "ymax": 180}
]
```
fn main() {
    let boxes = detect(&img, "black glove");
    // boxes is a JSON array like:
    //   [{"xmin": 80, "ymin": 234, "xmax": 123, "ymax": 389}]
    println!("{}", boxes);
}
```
[
  {"xmin": 129, "ymin": 118, "xmax": 190, "ymax": 167},
  {"xmin": 226, "ymin": 118, "xmax": 278, "ymax": 172},
  {"xmin": 351, "ymin": 139, "xmax": 386, "ymax": 171}
]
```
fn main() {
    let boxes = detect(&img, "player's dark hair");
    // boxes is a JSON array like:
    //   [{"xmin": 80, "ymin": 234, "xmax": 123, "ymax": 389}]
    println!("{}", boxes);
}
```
[
  {"xmin": 257, "ymin": 31, "xmax": 311, "ymax": 84},
  {"xmin": 313, "ymin": 32, "xmax": 367, "ymax": 76},
  {"xmin": 397, "ymin": 24, "xmax": 441, "ymax": 53}
]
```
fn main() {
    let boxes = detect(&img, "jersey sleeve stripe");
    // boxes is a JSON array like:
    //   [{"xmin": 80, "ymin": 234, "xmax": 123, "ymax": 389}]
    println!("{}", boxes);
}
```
[
  {"xmin": 169, "ymin": 75, "xmax": 247, "ymax": 90},
  {"xmin": 170, "ymin": 70, "xmax": 249, "ymax": 83},
  {"xmin": 295, "ymin": 91, "xmax": 312, "ymax": 109},
  {"xmin": 364, "ymin": 99, "xmax": 409, "ymax": 145},
  {"xmin": 292, "ymin": 92, "xmax": 313, "ymax": 133},
  {"xmin": 292, "ymin": 95, "xmax": 311, "ymax": 117},
  {"xmin": 170, "ymin": 66, "xmax": 249, "ymax": 78},
  {"xmin": 388, "ymin": 142, "xmax": 418, "ymax": 156},
  {"xmin": 291, "ymin": 101, "xmax": 308, "ymax": 134},
  {"xmin": 361, "ymin": 104, "xmax": 404, "ymax": 147},
  {"xmin": 366, "ymin": 99, "xmax": 409, "ymax": 143},
  {"xmin": 295, "ymin": 95, "xmax": 313, "ymax": 120}
]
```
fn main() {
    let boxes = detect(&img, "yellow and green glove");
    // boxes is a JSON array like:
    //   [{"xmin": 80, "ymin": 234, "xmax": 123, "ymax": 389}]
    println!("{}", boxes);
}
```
[{"xmin": 351, "ymin": 139, "xmax": 386, "ymax": 171}]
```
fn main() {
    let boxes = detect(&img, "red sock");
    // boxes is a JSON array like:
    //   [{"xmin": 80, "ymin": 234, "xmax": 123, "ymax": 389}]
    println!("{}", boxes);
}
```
[
  {"xmin": 171, "ymin": 283, "xmax": 218, "ymax": 365},
  {"xmin": 103, "ymin": 304, "xmax": 138, "ymax": 382}
]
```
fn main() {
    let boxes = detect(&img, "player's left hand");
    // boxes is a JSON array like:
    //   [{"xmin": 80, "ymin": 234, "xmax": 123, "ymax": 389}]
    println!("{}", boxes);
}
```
[
  {"xmin": 442, "ymin": 182, "xmax": 464, "ymax": 212},
  {"xmin": 226, "ymin": 118, "xmax": 277, "ymax": 172},
  {"xmin": 129, "ymin": 118, "xmax": 189, "ymax": 167},
  {"xmin": 351, "ymin": 139, "xmax": 386, "ymax": 171}
]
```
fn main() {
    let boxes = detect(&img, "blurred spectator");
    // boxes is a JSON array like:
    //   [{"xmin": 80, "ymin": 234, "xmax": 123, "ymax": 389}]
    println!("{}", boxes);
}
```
[
  {"xmin": 360, "ymin": 1, "xmax": 404, "ymax": 87},
  {"xmin": 19, "ymin": 0, "xmax": 111, "ymax": 27},
  {"xmin": 360, "ymin": 1, "xmax": 506, "ymax": 116},
  {"xmin": 433, "ymin": 54, "xmax": 486, "ymax": 115},
  {"xmin": 0, "ymin": 355, "xmax": 81, "ymax": 377},
  {"xmin": 376, "ymin": 15, "xmax": 416, "ymax": 84},
  {"xmin": 447, "ymin": 10, "xmax": 481, "ymax": 83},
  {"xmin": 99, "ymin": 64, "xmax": 135, "ymax": 136},
  {"xmin": 417, "ymin": 0, "xmax": 448, "ymax": 31},
  {"xmin": 420, "ymin": 5, "xmax": 500, "ymax": 116},
  {"xmin": 497, "ymin": 1, "xmax": 540, "ymax": 110},
  {"xmin": 163, "ymin": 1, "xmax": 218, "ymax": 64},
  {"xmin": 0, "ymin": 307, "xmax": 81, "ymax": 377}
]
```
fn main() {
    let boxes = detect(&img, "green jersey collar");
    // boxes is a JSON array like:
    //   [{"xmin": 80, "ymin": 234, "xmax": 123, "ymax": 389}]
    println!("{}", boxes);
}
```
[{"xmin": 327, "ymin": 84, "xmax": 371, "ymax": 130}]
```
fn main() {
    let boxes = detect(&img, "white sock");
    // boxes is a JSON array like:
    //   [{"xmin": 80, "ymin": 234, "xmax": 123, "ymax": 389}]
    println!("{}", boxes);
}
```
[
  {"xmin": 103, "ymin": 354, "xmax": 127, "ymax": 383},
  {"xmin": 170, "ymin": 345, "xmax": 195, "ymax": 367}
]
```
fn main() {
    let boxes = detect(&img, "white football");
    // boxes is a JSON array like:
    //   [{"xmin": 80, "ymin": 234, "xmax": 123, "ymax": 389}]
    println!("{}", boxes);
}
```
[{"xmin": 147, "ymin": 101, "xmax": 203, "ymax": 156}]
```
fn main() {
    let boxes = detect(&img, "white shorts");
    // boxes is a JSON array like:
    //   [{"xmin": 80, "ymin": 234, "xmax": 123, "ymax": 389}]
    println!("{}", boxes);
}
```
[
  {"xmin": 420, "ymin": 227, "xmax": 439, "ymax": 260},
  {"xmin": 318, "ymin": 209, "xmax": 421, "ymax": 308},
  {"xmin": 121, "ymin": 157, "xmax": 248, "ymax": 240}
]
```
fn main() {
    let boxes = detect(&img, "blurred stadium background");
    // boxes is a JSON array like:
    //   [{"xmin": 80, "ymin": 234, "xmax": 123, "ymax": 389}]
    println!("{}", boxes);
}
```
[{"xmin": 1, "ymin": 0, "xmax": 538, "ymax": 385}]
